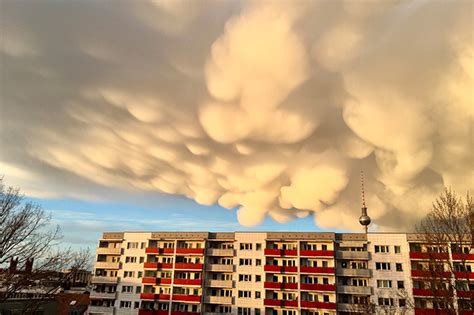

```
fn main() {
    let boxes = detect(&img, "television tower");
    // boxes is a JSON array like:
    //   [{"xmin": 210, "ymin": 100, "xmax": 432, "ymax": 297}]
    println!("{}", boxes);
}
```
[{"xmin": 359, "ymin": 171, "xmax": 371, "ymax": 233}]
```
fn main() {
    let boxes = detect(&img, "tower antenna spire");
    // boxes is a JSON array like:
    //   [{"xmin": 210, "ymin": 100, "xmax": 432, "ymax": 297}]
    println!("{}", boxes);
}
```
[{"xmin": 359, "ymin": 171, "xmax": 371, "ymax": 233}]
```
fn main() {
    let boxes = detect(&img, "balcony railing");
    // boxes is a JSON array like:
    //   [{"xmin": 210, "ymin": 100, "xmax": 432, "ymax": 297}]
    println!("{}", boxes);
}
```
[
  {"xmin": 174, "ymin": 263, "xmax": 203, "ymax": 270},
  {"xmin": 264, "ymin": 249, "xmax": 298, "ymax": 256},
  {"xmin": 206, "ymin": 264, "xmax": 233, "ymax": 272},
  {"xmin": 264, "ymin": 265, "xmax": 297, "ymax": 273},
  {"xmin": 173, "ymin": 279, "xmax": 202, "ymax": 286},
  {"xmin": 336, "ymin": 268, "xmax": 371, "ymax": 277},
  {"xmin": 451, "ymin": 253, "xmax": 474, "ymax": 261},
  {"xmin": 91, "ymin": 276, "xmax": 119, "ymax": 284},
  {"xmin": 263, "ymin": 299, "xmax": 298, "ymax": 307},
  {"xmin": 140, "ymin": 293, "xmax": 171, "ymax": 301},
  {"xmin": 409, "ymin": 252, "xmax": 449, "ymax": 260},
  {"xmin": 89, "ymin": 305, "xmax": 115, "ymax": 313},
  {"xmin": 264, "ymin": 282, "xmax": 298, "ymax": 290},
  {"xmin": 335, "ymin": 251, "xmax": 369, "ymax": 260},
  {"xmin": 96, "ymin": 247, "xmax": 122, "ymax": 255},
  {"xmin": 300, "ymin": 250, "xmax": 334, "ymax": 257},
  {"xmin": 171, "ymin": 312, "xmax": 200, "ymax": 315},
  {"xmin": 337, "ymin": 285, "xmax": 372, "ymax": 295},
  {"xmin": 204, "ymin": 280, "xmax": 233, "ymax": 288},
  {"xmin": 411, "ymin": 270, "xmax": 451, "ymax": 278},
  {"xmin": 175, "ymin": 248, "xmax": 205, "ymax": 255},
  {"xmin": 203, "ymin": 296, "xmax": 233, "ymax": 304},
  {"xmin": 145, "ymin": 247, "xmax": 174, "ymax": 255},
  {"xmin": 300, "ymin": 266, "xmax": 335, "ymax": 274},
  {"xmin": 171, "ymin": 294, "xmax": 201, "ymax": 303},
  {"xmin": 138, "ymin": 310, "xmax": 169, "ymax": 315},
  {"xmin": 301, "ymin": 301, "xmax": 337, "ymax": 310},
  {"xmin": 95, "ymin": 261, "xmax": 120, "ymax": 269},
  {"xmin": 90, "ymin": 291, "xmax": 117, "ymax": 299},
  {"xmin": 142, "ymin": 277, "xmax": 172, "ymax": 285},
  {"xmin": 300, "ymin": 283, "xmax": 335, "ymax": 291},
  {"xmin": 143, "ymin": 262, "xmax": 173, "ymax": 269},
  {"xmin": 454, "ymin": 271, "xmax": 474, "ymax": 279},
  {"xmin": 412, "ymin": 288, "xmax": 453, "ymax": 297},
  {"xmin": 206, "ymin": 248, "xmax": 234, "ymax": 256}
]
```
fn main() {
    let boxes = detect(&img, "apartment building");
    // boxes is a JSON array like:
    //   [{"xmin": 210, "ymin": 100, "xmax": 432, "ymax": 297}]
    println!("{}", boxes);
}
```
[{"xmin": 88, "ymin": 232, "xmax": 473, "ymax": 315}]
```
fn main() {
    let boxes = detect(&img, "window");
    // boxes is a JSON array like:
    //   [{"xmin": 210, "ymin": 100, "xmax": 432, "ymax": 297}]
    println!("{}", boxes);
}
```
[
  {"xmin": 397, "ymin": 281, "xmax": 405, "ymax": 289},
  {"xmin": 399, "ymin": 299, "xmax": 406, "ymax": 307},
  {"xmin": 136, "ymin": 286, "xmax": 141, "ymax": 293},
  {"xmin": 137, "ymin": 271, "xmax": 143, "ymax": 278},
  {"xmin": 239, "ymin": 259, "xmax": 252, "ymax": 266},
  {"xmin": 139, "ymin": 256, "xmax": 145, "ymax": 263},
  {"xmin": 396, "ymin": 263, "xmax": 403, "ymax": 271},
  {"xmin": 395, "ymin": 245, "xmax": 401, "ymax": 253},
  {"xmin": 378, "ymin": 298, "xmax": 394, "ymax": 306},
  {"xmin": 123, "ymin": 271, "xmax": 135, "ymax": 278},
  {"xmin": 134, "ymin": 301, "xmax": 140, "ymax": 309},
  {"xmin": 127, "ymin": 242, "xmax": 138, "ymax": 249},
  {"xmin": 256, "ymin": 275, "xmax": 261, "ymax": 282},
  {"xmin": 323, "ymin": 295, "xmax": 329, "ymax": 302},
  {"xmin": 122, "ymin": 285, "xmax": 133, "ymax": 293},
  {"xmin": 255, "ymin": 291, "xmax": 261, "ymax": 299},
  {"xmin": 238, "ymin": 290, "xmax": 251, "ymax": 298},
  {"xmin": 255, "ymin": 309, "xmax": 261, "ymax": 315},
  {"xmin": 140, "ymin": 242, "xmax": 145, "ymax": 249},
  {"xmin": 125, "ymin": 256, "xmax": 137, "ymax": 263},
  {"xmin": 240, "ymin": 243, "xmax": 252, "ymax": 250},
  {"xmin": 255, "ymin": 259, "xmax": 262, "ymax": 266},
  {"xmin": 376, "ymin": 262, "xmax": 391, "ymax": 270},
  {"xmin": 239, "ymin": 274, "xmax": 252, "ymax": 282},
  {"xmin": 375, "ymin": 245, "xmax": 389, "ymax": 253},
  {"xmin": 238, "ymin": 308, "xmax": 251, "ymax": 315},
  {"xmin": 120, "ymin": 301, "xmax": 132, "ymax": 308},
  {"xmin": 377, "ymin": 280, "xmax": 392, "ymax": 288},
  {"xmin": 322, "ymin": 244, "xmax": 327, "ymax": 250},
  {"xmin": 256, "ymin": 243, "xmax": 262, "ymax": 250}
]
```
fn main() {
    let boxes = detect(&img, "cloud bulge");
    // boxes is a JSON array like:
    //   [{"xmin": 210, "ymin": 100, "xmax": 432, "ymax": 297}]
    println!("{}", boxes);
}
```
[{"xmin": 0, "ymin": 0, "xmax": 472, "ymax": 231}]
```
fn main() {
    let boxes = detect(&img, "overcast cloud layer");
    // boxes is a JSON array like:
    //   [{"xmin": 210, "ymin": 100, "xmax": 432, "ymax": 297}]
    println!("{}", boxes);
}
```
[{"xmin": 1, "ymin": 0, "xmax": 472, "ymax": 231}]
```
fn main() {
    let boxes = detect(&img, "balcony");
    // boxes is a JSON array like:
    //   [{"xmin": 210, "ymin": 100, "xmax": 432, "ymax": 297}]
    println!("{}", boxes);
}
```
[
  {"xmin": 206, "ymin": 248, "xmax": 234, "ymax": 256},
  {"xmin": 171, "ymin": 294, "xmax": 201, "ymax": 303},
  {"xmin": 264, "ymin": 282, "xmax": 298, "ymax": 290},
  {"xmin": 414, "ymin": 309, "xmax": 451, "ymax": 315},
  {"xmin": 264, "ymin": 265, "xmax": 297, "ymax": 273},
  {"xmin": 140, "ymin": 293, "xmax": 171, "ymax": 301},
  {"xmin": 337, "ymin": 285, "xmax": 373, "ymax": 295},
  {"xmin": 300, "ymin": 266, "xmax": 334, "ymax": 274},
  {"xmin": 411, "ymin": 270, "xmax": 451, "ymax": 278},
  {"xmin": 409, "ymin": 252, "xmax": 449, "ymax": 260},
  {"xmin": 336, "ymin": 268, "xmax": 371, "ymax": 277},
  {"xmin": 95, "ymin": 261, "xmax": 120, "ymax": 269},
  {"xmin": 206, "ymin": 264, "xmax": 234, "ymax": 272},
  {"xmin": 173, "ymin": 279, "xmax": 202, "ymax": 286},
  {"xmin": 301, "ymin": 301, "xmax": 337, "ymax": 310},
  {"xmin": 171, "ymin": 312, "xmax": 200, "ymax": 315},
  {"xmin": 454, "ymin": 271, "xmax": 474, "ymax": 279},
  {"xmin": 452, "ymin": 253, "xmax": 474, "ymax": 261},
  {"xmin": 300, "ymin": 250, "xmax": 334, "ymax": 257},
  {"xmin": 142, "ymin": 277, "xmax": 172, "ymax": 285},
  {"xmin": 338, "ymin": 303, "xmax": 368, "ymax": 312},
  {"xmin": 143, "ymin": 262, "xmax": 173, "ymax": 269},
  {"xmin": 91, "ymin": 276, "xmax": 119, "ymax": 284},
  {"xmin": 335, "ymin": 251, "xmax": 369, "ymax": 260},
  {"xmin": 264, "ymin": 299, "xmax": 298, "ymax": 307},
  {"xmin": 96, "ymin": 247, "xmax": 121, "ymax": 255},
  {"xmin": 204, "ymin": 280, "xmax": 233, "ymax": 288},
  {"xmin": 175, "ymin": 248, "xmax": 205, "ymax": 255},
  {"xmin": 174, "ymin": 263, "xmax": 203, "ymax": 270},
  {"xmin": 203, "ymin": 296, "xmax": 233, "ymax": 304},
  {"xmin": 457, "ymin": 290, "xmax": 474, "ymax": 298},
  {"xmin": 145, "ymin": 247, "xmax": 175, "ymax": 255},
  {"xmin": 90, "ymin": 291, "xmax": 117, "ymax": 299},
  {"xmin": 300, "ymin": 283, "xmax": 335, "ymax": 291},
  {"xmin": 138, "ymin": 311, "xmax": 169, "ymax": 315},
  {"xmin": 264, "ymin": 249, "xmax": 298, "ymax": 256},
  {"xmin": 89, "ymin": 305, "xmax": 115, "ymax": 313}
]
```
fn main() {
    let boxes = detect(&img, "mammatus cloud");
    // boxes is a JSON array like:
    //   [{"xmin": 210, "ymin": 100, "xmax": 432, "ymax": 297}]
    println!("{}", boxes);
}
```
[{"xmin": 0, "ymin": 0, "xmax": 472, "ymax": 231}]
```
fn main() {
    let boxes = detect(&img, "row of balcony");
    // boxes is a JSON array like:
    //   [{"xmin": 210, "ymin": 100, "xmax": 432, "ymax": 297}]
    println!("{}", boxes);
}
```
[
  {"xmin": 264, "ymin": 265, "xmax": 335, "ymax": 274},
  {"xmin": 140, "ymin": 293, "xmax": 201, "ymax": 303},
  {"xmin": 263, "ymin": 282, "xmax": 335, "ymax": 292},
  {"xmin": 410, "ymin": 252, "xmax": 474, "ymax": 261},
  {"xmin": 264, "ymin": 249, "xmax": 334, "ymax": 257},
  {"xmin": 142, "ymin": 278, "xmax": 201, "ymax": 286},
  {"xmin": 145, "ymin": 248, "xmax": 205, "ymax": 255},
  {"xmin": 413, "ymin": 309, "xmax": 474, "ymax": 315},
  {"xmin": 413, "ymin": 288, "xmax": 474, "ymax": 298},
  {"xmin": 411, "ymin": 270, "xmax": 474, "ymax": 279},
  {"xmin": 139, "ymin": 311, "xmax": 199, "ymax": 315},
  {"xmin": 144, "ymin": 262, "xmax": 203, "ymax": 270},
  {"xmin": 263, "ymin": 299, "xmax": 336, "ymax": 310}
]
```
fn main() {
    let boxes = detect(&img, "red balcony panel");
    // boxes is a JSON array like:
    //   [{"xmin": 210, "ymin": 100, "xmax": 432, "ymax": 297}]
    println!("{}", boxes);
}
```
[
  {"xmin": 175, "ymin": 248, "xmax": 205, "ymax": 255},
  {"xmin": 174, "ymin": 263, "xmax": 203, "ymax": 270},
  {"xmin": 457, "ymin": 290, "xmax": 474, "ymax": 298},
  {"xmin": 162, "ymin": 248, "xmax": 175, "ymax": 254},
  {"xmin": 264, "ymin": 265, "xmax": 298, "ymax": 273},
  {"xmin": 461, "ymin": 312, "xmax": 474, "ymax": 315},
  {"xmin": 171, "ymin": 312, "xmax": 200, "ymax": 315},
  {"xmin": 300, "ymin": 250, "xmax": 334, "ymax": 257},
  {"xmin": 172, "ymin": 294, "xmax": 201, "ymax": 302},
  {"xmin": 144, "ymin": 262, "xmax": 158, "ymax": 269},
  {"xmin": 264, "ymin": 249, "xmax": 298, "ymax": 256},
  {"xmin": 138, "ymin": 311, "xmax": 168, "ymax": 315},
  {"xmin": 452, "ymin": 253, "xmax": 474, "ymax": 261},
  {"xmin": 411, "ymin": 270, "xmax": 451, "ymax": 278},
  {"xmin": 158, "ymin": 263, "xmax": 173, "ymax": 269},
  {"xmin": 301, "ymin": 301, "xmax": 337, "ymax": 310},
  {"xmin": 263, "ymin": 299, "xmax": 297, "ymax": 307},
  {"xmin": 414, "ymin": 309, "xmax": 449, "ymax": 315},
  {"xmin": 157, "ymin": 278, "xmax": 172, "ymax": 285},
  {"xmin": 264, "ymin": 249, "xmax": 282, "ymax": 256},
  {"xmin": 140, "ymin": 293, "xmax": 156, "ymax": 300},
  {"xmin": 264, "ymin": 282, "xmax": 298, "ymax": 290},
  {"xmin": 142, "ymin": 277, "xmax": 157, "ymax": 284},
  {"xmin": 410, "ymin": 252, "xmax": 449, "ymax": 260},
  {"xmin": 300, "ymin": 266, "xmax": 335, "ymax": 274},
  {"xmin": 300, "ymin": 283, "xmax": 336, "ymax": 291},
  {"xmin": 157, "ymin": 294, "xmax": 171, "ymax": 300},
  {"xmin": 173, "ymin": 278, "xmax": 202, "ymax": 286},
  {"xmin": 145, "ymin": 247, "xmax": 159, "ymax": 254},
  {"xmin": 412, "ymin": 289, "xmax": 452, "ymax": 297},
  {"xmin": 454, "ymin": 271, "xmax": 474, "ymax": 279}
]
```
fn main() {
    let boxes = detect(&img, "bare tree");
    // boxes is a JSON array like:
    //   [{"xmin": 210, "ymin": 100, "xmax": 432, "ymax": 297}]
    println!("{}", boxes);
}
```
[
  {"xmin": 0, "ymin": 177, "xmax": 92, "ymax": 313},
  {"xmin": 415, "ymin": 188, "xmax": 473, "ymax": 315},
  {"xmin": 350, "ymin": 289, "xmax": 414, "ymax": 315}
]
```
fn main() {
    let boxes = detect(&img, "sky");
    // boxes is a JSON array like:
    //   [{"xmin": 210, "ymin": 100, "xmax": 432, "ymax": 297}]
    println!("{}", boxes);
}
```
[{"xmin": 0, "ymin": 0, "xmax": 472, "ymax": 250}]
